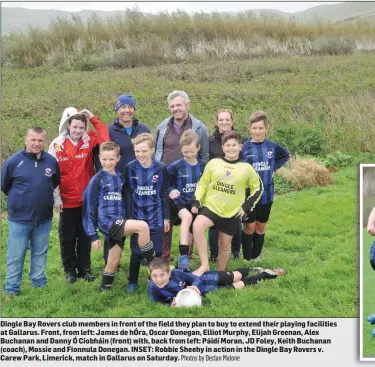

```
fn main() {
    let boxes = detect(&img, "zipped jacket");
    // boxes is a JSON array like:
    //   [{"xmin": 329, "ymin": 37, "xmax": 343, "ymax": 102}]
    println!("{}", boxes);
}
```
[{"xmin": 1, "ymin": 149, "xmax": 60, "ymax": 224}]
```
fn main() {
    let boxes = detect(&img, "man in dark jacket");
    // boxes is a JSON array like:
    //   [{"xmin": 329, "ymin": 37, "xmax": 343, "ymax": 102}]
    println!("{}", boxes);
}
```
[
  {"xmin": 1, "ymin": 127, "xmax": 60, "ymax": 301},
  {"xmin": 103, "ymin": 94, "xmax": 151, "ymax": 264},
  {"xmin": 109, "ymin": 94, "xmax": 151, "ymax": 174}
]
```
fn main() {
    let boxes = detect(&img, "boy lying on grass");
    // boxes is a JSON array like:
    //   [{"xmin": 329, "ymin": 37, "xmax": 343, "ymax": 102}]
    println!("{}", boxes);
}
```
[{"xmin": 148, "ymin": 257, "xmax": 285, "ymax": 306}]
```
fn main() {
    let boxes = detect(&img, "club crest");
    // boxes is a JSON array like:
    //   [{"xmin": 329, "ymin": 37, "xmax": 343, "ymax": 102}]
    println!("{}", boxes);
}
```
[
  {"xmin": 45, "ymin": 168, "xmax": 52, "ymax": 177},
  {"xmin": 267, "ymin": 151, "xmax": 273, "ymax": 158},
  {"xmin": 152, "ymin": 175, "xmax": 159, "ymax": 183}
]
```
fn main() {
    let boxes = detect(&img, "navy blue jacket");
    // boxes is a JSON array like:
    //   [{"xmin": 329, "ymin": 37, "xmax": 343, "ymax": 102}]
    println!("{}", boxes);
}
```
[
  {"xmin": 1, "ymin": 149, "xmax": 60, "ymax": 225},
  {"xmin": 108, "ymin": 118, "xmax": 150, "ymax": 174}
]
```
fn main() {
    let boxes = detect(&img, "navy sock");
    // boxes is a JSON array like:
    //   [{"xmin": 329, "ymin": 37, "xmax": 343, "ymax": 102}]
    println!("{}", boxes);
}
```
[
  {"xmin": 242, "ymin": 232, "xmax": 253, "ymax": 260},
  {"xmin": 100, "ymin": 272, "xmax": 115, "ymax": 290},
  {"xmin": 179, "ymin": 244, "xmax": 189, "ymax": 256},
  {"xmin": 252, "ymin": 233, "xmax": 265, "ymax": 258},
  {"xmin": 141, "ymin": 241, "xmax": 155, "ymax": 262}
]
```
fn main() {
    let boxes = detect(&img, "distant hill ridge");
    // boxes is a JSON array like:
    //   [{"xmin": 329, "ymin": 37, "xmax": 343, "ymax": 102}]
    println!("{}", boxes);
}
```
[{"xmin": 2, "ymin": 2, "xmax": 375, "ymax": 34}]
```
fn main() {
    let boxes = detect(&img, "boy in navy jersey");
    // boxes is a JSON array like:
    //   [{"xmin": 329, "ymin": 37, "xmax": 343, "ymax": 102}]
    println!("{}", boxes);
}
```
[
  {"xmin": 148, "ymin": 258, "xmax": 284, "ymax": 305},
  {"xmin": 241, "ymin": 111, "xmax": 290, "ymax": 260},
  {"xmin": 168, "ymin": 130, "xmax": 206, "ymax": 270},
  {"xmin": 83, "ymin": 142, "xmax": 155, "ymax": 291},
  {"xmin": 124, "ymin": 134, "xmax": 170, "ymax": 292}
]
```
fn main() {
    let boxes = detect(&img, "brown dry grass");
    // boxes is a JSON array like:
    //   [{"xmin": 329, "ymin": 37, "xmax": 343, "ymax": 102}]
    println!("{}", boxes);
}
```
[{"xmin": 278, "ymin": 157, "xmax": 334, "ymax": 190}]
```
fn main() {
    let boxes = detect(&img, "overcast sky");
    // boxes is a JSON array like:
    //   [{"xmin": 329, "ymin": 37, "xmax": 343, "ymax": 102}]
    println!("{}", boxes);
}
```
[{"xmin": 2, "ymin": 1, "xmax": 341, "ymax": 14}]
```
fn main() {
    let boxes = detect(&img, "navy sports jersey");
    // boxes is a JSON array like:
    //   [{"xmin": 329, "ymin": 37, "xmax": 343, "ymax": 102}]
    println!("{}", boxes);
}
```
[
  {"xmin": 167, "ymin": 158, "xmax": 206, "ymax": 205},
  {"xmin": 148, "ymin": 269, "xmax": 220, "ymax": 305},
  {"xmin": 242, "ymin": 138, "xmax": 289, "ymax": 204},
  {"xmin": 82, "ymin": 169, "xmax": 126, "ymax": 241},
  {"xmin": 124, "ymin": 159, "xmax": 170, "ymax": 229}
]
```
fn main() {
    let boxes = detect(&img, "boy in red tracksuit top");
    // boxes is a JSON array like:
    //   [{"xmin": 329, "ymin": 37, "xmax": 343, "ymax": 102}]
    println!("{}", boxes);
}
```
[{"xmin": 49, "ymin": 107, "xmax": 110, "ymax": 283}]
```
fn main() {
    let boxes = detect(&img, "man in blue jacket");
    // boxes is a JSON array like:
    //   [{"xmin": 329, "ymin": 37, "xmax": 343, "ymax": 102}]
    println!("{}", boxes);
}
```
[
  {"xmin": 103, "ymin": 94, "xmax": 151, "ymax": 264},
  {"xmin": 1, "ymin": 127, "xmax": 60, "ymax": 301},
  {"xmin": 155, "ymin": 90, "xmax": 209, "ymax": 261}
]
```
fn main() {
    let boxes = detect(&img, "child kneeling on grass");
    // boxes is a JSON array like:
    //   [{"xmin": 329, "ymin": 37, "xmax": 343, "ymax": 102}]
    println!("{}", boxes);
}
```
[
  {"xmin": 148, "ymin": 257, "xmax": 285, "ymax": 306},
  {"xmin": 83, "ymin": 141, "xmax": 156, "ymax": 292}
]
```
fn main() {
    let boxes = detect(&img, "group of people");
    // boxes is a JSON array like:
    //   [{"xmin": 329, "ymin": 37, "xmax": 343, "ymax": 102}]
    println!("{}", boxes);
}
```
[{"xmin": 2, "ymin": 90, "xmax": 290, "ymax": 305}]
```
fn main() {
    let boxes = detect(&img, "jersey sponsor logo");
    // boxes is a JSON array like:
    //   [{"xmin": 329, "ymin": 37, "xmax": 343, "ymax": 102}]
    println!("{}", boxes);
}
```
[
  {"xmin": 58, "ymin": 156, "xmax": 69, "ymax": 162},
  {"xmin": 182, "ymin": 183, "xmax": 197, "ymax": 193},
  {"xmin": 17, "ymin": 160, "xmax": 24, "ymax": 168},
  {"xmin": 267, "ymin": 151, "xmax": 273, "ymax": 158},
  {"xmin": 74, "ymin": 152, "xmax": 87, "ymax": 159},
  {"xmin": 45, "ymin": 168, "xmax": 52, "ymax": 177},
  {"xmin": 103, "ymin": 191, "xmax": 122, "ymax": 201},
  {"xmin": 152, "ymin": 175, "xmax": 159, "ymax": 183},
  {"xmin": 135, "ymin": 185, "xmax": 156, "ymax": 196},
  {"xmin": 253, "ymin": 161, "xmax": 271, "ymax": 171},
  {"xmin": 212, "ymin": 181, "xmax": 236, "ymax": 195}
]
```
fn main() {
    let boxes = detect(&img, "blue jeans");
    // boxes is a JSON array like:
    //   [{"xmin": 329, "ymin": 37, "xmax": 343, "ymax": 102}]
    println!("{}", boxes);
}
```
[{"xmin": 5, "ymin": 220, "xmax": 52, "ymax": 295}]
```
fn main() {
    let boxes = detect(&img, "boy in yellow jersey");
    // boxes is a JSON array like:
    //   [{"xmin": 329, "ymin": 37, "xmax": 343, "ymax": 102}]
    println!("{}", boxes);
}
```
[{"xmin": 191, "ymin": 131, "xmax": 263, "ymax": 276}]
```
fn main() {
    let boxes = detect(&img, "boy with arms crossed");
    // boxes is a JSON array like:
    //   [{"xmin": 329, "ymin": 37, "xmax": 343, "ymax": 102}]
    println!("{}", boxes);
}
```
[
  {"xmin": 148, "ymin": 258, "xmax": 282, "ymax": 305},
  {"xmin": 192, "ymin": 131, "xmax": 263, "ymax": 276},
  {"xmin": 168, "ymin": 130, "xmax": 206, "ymax": 269},
  {"xmin": 242, "ymin": 111, "xmax": 290, "ymax": 260},
  {"xmin": 124, "ymin": 134, "xmax": 170, "ymax": 292},
  {"xmin": 83, "ymin": 142, "xmax": 155, "ymax": 291}
]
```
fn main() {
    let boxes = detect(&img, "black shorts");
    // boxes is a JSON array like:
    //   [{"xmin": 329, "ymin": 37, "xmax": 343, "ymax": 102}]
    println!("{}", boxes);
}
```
[
  {"xmin": 243, "ymin": 202, "xmax": 273, "ymax": 224},
  {"xmin": 109, "ymin": 219, "xmax": 127, "ymax": 249},
  {"xmin": 171, "ymin": 203, "xmax": 196, "ymax": 233},
  {"xmin": 199, "ymin": 206, "xmax": 240, "ymax": 236}
]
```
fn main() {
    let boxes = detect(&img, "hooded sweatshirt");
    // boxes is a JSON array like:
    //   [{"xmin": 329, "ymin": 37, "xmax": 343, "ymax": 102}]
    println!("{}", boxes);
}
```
[{"xmin": 48, "ymin": 107, "xmax": 110, "ymax": 208}]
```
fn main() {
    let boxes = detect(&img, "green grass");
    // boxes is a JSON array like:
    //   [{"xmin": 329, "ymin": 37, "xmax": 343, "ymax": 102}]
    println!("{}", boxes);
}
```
[
  {"xmin": 2, "ymin": 54, "xmax": 375, "ymax": 161},
  {"xmin": 362, "ymin": 230, "xmax": 375, "ymax": 357},
  {"xmin": 1, "ymin": 166, "xmax": 356, "ymax": 317}
]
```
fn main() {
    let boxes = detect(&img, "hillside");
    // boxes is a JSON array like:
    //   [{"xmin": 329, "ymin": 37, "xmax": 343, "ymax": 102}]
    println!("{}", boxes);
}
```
[{"xmin": 2, "ymin": 2, "xmax": 375, "ymax": 34}]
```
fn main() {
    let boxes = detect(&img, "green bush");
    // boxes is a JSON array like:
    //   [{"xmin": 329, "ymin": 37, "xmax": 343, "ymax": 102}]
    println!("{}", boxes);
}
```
[{"xmin": 322, "ymin": 151, "xmax": 354, "ymax": 168}]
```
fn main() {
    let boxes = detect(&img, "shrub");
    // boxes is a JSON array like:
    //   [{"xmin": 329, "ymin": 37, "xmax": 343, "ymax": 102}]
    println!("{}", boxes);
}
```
[
  {"xmin": 322, "ymin": 151, "xmax": 354, "ymax": 169},
  {"xmin": 278, "ymin": 157, "xmax": 334, "ymax": 190}
]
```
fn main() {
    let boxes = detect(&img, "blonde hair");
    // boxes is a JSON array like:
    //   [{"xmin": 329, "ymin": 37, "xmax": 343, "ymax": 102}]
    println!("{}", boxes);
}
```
[
  {"xmin": 132, "ymin": 133, "xmax": 154, "ymax": 149},
  {"xmin": 180, "ymin": 129, "xmax": 199, "ymax": 148},
  {"xmin": 100, "ymin": 141, "xmax": 120, "ymax": 155}
]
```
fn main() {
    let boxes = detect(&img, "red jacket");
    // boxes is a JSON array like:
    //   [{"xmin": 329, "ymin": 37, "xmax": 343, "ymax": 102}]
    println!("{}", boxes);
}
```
[{"xmin": 49, "ymin": 111, "xmax": 109, "ymax": 208}]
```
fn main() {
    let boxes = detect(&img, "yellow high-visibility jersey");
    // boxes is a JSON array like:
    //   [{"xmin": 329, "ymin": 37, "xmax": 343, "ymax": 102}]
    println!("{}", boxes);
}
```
[{"xmin": 195, "ymin": 158, "xmax": 263, "ymax": 218}]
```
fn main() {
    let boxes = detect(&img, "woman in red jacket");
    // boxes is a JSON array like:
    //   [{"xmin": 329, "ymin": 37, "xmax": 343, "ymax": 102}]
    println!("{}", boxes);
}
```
[{"xmin": 49, "ymin": 107, "xmax": 110, "ymax": 283}]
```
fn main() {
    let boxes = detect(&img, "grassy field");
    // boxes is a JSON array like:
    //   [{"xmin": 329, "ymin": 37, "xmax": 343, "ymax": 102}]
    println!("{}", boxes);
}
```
[
  {"xmin": 1, "ymin": 166, "xmax": 356, "ymax": 317},
  {"xmin": 2, "ymin": 54, "xmax": 375, "ymax": 162},
  {"xmin": 362, "ymin": 230, "xmax": 375, "ymax": 356}
]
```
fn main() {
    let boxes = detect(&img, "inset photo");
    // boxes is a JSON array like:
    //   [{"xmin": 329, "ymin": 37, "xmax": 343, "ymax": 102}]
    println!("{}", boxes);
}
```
[{"xmin": 361, "ymin": 164, "xmax": 375, "ymax": 360}]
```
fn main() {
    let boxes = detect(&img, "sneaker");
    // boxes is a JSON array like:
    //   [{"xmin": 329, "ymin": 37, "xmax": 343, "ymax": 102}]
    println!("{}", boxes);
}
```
[
  {"xmin": 210, "ymin": 257, "xmax": 217, "ymax": 264},
  {"xmin": 178, "ymin": 255, "xmax": 189, "ymax": 270},
  {"xmin": 127, "ymin": 284, "xmax": 138, "ymax": 293},
  {"xmin": 271, "ymin": 268, "xmax": 287, "ymax": 276},
  {"xmin": 80, "ymin": 271, "xmax": 96, "ymax": 282},
  {"xmin": 232, "ymin": 252, "xmax": 240, "ymax": 260},
  {"xmin": 66, "ymin": 273, "xmax": 77, "ymax": 284}
]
